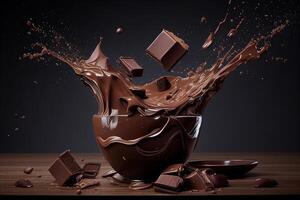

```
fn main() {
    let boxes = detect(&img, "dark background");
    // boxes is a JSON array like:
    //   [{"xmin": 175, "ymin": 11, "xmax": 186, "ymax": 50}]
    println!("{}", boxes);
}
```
[{"xmin": 0, "ymin": 0, "xmax": 299, "ymax": 153}]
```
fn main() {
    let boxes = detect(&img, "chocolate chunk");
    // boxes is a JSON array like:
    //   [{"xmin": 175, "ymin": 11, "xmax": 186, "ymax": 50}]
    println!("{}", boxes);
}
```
[
  {"xmin": 208, "ymin": 174, "xmax": 229, "ymax": 188},
  {"xmin": 129, "ymin": 181, "xmax": 153, "ymax": 190},
  {"xmin": 184, "ymin": 169, "xmax": 214, "ymax": 191},
  {"xmin": 15, "ymin": 179, "xmax": 33, "ymax": 188},
  {"xmin": 156, "ymin": 77, "xmax": 171, "ymax": 92},
  {"xmin": 24, "ymin": 167, "xmax": 34, "ymax": 174},
  {"xmin": 154, "ymin": 174, "xmax": 183, "ymax": 192},
  {"xmin": 102, "ymin": 169, "xmax": 117, "ymax": 178},
  {"xmin": 130, "ymin": 88, "xmax": 147, "ymax": 99},
  {"xmin": 118, "ymin": 57, "xmax": 143, "ymax": 77},
  {"xmin": 146, "ymin": 29, "xmax": 189, "ymax": 71},
  {"xmin": 48, "ymin": 150, "xmax": 82, "ymax": 186},
  {"xmin": 255, "ymin": 178, "xmax": 278, "ymax": 188},
  {"xmin": 162, "ymin": 163, "xmax": 185, "ymax": 176},
  {"xmin": 75, "ymin": 179, "xmax": 100, "ymax": 189},
  {"xmin": 82, "ymin": 162, "xmax": 101, "ymax": 178}
]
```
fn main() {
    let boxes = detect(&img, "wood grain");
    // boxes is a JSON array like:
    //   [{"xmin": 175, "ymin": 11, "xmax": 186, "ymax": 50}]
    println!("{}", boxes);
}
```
[{"xmin": 0, "ymin": 153, "xmax": 299, "ymax": 196}]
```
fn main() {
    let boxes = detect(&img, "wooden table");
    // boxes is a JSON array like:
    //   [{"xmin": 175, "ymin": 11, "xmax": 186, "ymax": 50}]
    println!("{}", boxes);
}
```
[{"xmin": 0, "ymin": 153, "xmax": 299, "ymax": 196}]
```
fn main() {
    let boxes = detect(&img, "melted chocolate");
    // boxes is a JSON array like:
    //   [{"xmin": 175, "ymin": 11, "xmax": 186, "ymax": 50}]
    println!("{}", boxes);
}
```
[{"xmin": 24, "ymin": 19, "xmax": 287, "ymax": 180}]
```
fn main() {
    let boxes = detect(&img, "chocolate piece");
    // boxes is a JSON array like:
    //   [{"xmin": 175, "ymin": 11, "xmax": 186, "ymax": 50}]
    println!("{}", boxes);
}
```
[
  {"xmin": 184, "ymin": 170, "xmax": 214, "ymax": 191},
  {"xmin": 102, "ymin": 169, "xmax": 117, "ymax": 178},
  {"xmin": 162, "ymin": 163, "xmax": 185, "ymax": 176},
  {"xmin": 146, "ymin": 29, "xmax": 189, "ymax": 71},
  {"xmin": 130, "ymin": 88, "xmax": 147, "ymax": 99},
  {"xmin": 129, "ymin": 181, "xmax": 153, "ymax": 190},
  {"xmin": 255, "ymin": 178, "xmax": 278, "ymax": 188},
  {"xmin": 24, "ymin": 167, "xmax": 34, "ymax": 174},
  {"xmin": 208, "ymin": 174, "xmax": 229, "ymax": 188},
  {"xmin": 75, "ymin": 179, "xmax": 100, "ymax": 189},
  {"xmin": 82, "ymin": 162, "xmax": 101, "ymax": 178},
  {"xmin": 37, "ymin": 175, "xmax": 42, "ymax": 178},
  {"xmin": 15, "ymin": 179, "xmax": 33, "ymax": 188},
  {"xmin": 118, "ymin": 57, "xmax": 143, "ymax": 77},
  {"xmin": 156, "ymin": 77, "xmax": 171, "ymax": 92},
  {"xmin": 154, "ymin": 174, "xmax": 183, "ymax": 192},
  {"xmin": 48, "ymin": 150, "xmax": 82, "ymax": 186}
]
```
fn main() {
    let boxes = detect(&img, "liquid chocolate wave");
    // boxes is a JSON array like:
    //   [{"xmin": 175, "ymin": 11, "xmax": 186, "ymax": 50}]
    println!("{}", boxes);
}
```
[{"xmin": 24, "ymin": 23, "xmax": 287, "ymax": 148}]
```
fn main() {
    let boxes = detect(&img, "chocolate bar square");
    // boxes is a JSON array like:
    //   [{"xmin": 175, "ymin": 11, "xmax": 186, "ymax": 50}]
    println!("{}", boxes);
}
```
[
  {"xmin": 118, "ymin": 57, "xmax": 143, "ymax": 77},
  {"xmin": 48, "ymin": 150, "xmax": 82, "ymax": 186},
  {"xmin": 82, "ymin": 162, "xmax": 101, "ymax": 178},
  {"xmin": 154, "ymin": 174, "xmax": 183, "ymax": 192},
  {"xmin": 146, "ymin": 29, "xmax": 189, "ymax": 71}
]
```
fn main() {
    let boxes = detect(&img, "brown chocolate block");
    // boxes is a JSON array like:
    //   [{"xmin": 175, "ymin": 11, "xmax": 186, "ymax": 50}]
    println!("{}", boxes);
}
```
[
  {"xmin": 184, "ymin": 169, "xmax": 214, "ymax": 191},
  {"xmin": 118, "ymin": 57, "xmax": 143, "ymax": 77},
  {"xmin": 146, "ymin": 29, "xmax": 189, "ymax": 71},
  {"xmin": 48, "ymin": 150, "xmax": 82, "ymax": 186},
  {"xmin": 154, "ymin": 174, "xmax": 183, "ymax": 192},
  {"xmin": 82, "ymin": 162, "xmax": 101, "ymax": 178}
]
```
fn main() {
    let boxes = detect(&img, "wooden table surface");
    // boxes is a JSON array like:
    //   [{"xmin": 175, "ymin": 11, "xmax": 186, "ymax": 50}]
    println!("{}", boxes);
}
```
[{"xmin": 0, "ymin": 153, "xmax": 299, "ymax": 196}]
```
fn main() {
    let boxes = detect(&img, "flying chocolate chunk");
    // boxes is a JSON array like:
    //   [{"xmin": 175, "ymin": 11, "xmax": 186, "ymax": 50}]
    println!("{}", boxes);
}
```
[
  {"xmin": 48, "ymin": 150, "xmax": 82, "ymax": 186},
  {"xmin": 118, "ymin": 57, "xmax": 143, "ymax": 77},
  {"xmin": 146, "ymin": 29, "xmax": 189, "ymax": 71}
]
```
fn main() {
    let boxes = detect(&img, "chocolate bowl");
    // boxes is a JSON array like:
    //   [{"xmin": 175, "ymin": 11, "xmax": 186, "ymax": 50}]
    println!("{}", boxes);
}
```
[{"xmin": 92, "ymin": 114, "xmax": 202, "ymax": 180}]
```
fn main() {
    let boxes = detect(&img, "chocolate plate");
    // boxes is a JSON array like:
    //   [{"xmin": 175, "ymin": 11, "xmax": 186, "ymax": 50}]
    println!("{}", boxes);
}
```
[{"xmin": 187, "ymin": 160, "xmax": 258, "ymax": 178}]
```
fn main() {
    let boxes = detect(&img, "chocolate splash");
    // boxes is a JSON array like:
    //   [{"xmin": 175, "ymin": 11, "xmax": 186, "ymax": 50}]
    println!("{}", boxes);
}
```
[
  {"xmin": 202, "ymin": 1, "xmax": 230, "ymax": 49},
  {"xmin": 227, "ymin": 18, "xmax": 244, "ymax": 38},
  {"xmin": 24, "ymin": 16, "xmax": 287, "ymax": 179}
]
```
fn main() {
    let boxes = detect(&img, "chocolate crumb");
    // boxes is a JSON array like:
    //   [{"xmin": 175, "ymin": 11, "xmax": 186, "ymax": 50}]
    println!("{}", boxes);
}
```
[
  {"xmin": 24, "ymin": 167, "xmax": 34, "ymax": 174},
  {"xmin": 255, "ymin": 178, "xmax": 278, "ymax": 188},
  {"xmin": 15, "ymin": 179, "xmax": 33, "ymax": 188}
]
